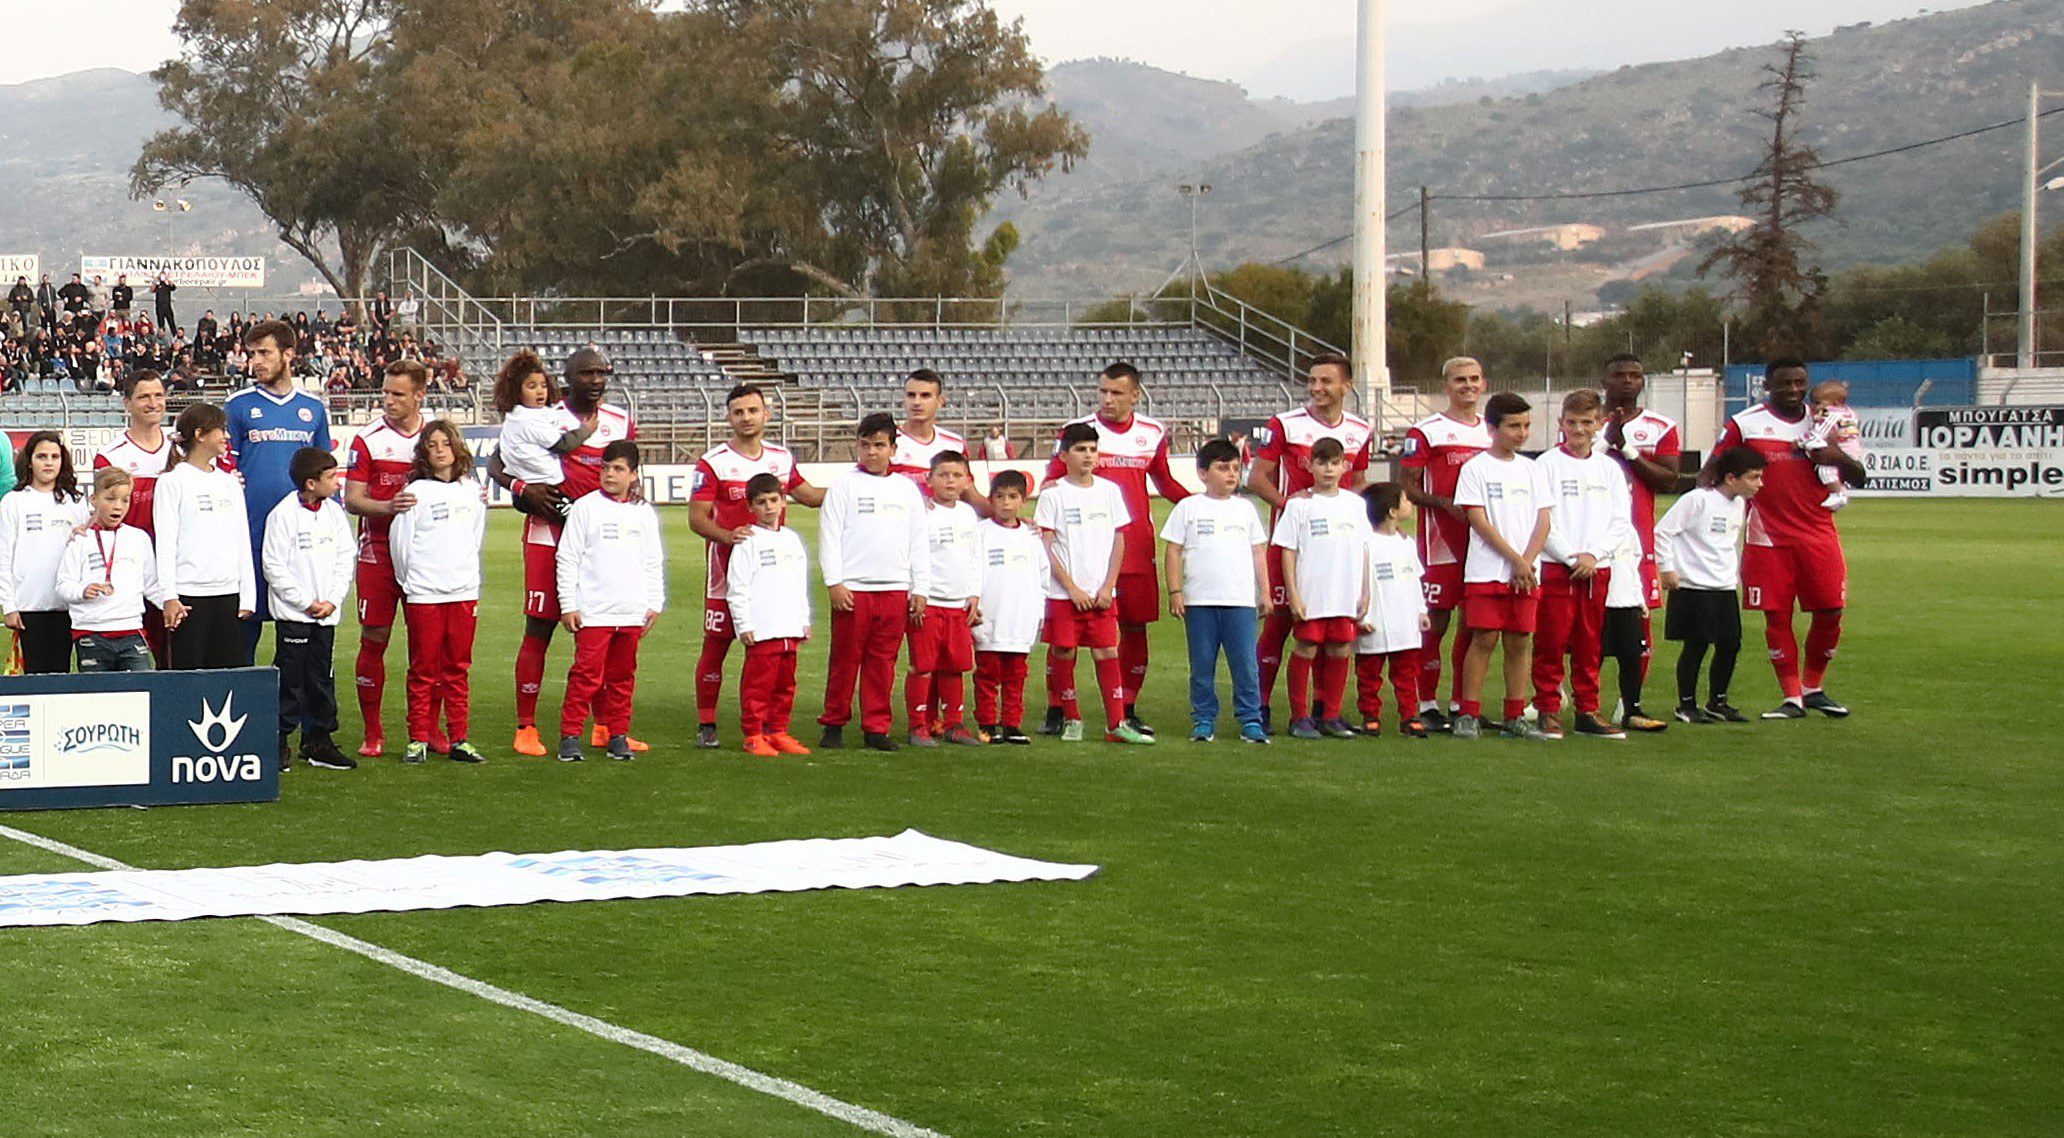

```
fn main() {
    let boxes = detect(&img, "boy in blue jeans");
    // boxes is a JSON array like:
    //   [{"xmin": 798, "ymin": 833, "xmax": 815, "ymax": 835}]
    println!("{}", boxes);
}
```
[{"xmin": 1160, "ymin": 438, "xmax": 1272, "ymax": 743}]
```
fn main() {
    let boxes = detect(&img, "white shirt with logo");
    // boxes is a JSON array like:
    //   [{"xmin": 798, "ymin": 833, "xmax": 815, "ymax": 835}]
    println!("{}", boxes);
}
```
[
  {"xmin": 0, "ymin": 487, "xmax": 93, "ymax": 613},
  {"xmin": 1034, "ymin": 475, "xmax": 1131, "ymax": 601},
  {"xmin": 819, "ymin": 468, "xmax": 929, "ymax": 593},
  {"xmin": 727, "ymin": 525, "xmax": 812, "ymax": 641},
  {"xmin": 1538, "ymin": 446, "xmax": 1635, "ymax": 569},
  {"xmin": 923, "ymin": 499, "xmax": 983, "ymax": 607},
  {"xmin": 1357, "ymin": 529, "xmax": 1429, "ymax": 655},
  {"xmin": 1158, "ymin": 493, "xmax": 1266, "ymax": 608},
  {"xmin": 389, "ymin": 477, "xmax": 489, "ymax": 604},
  {"xmin": 1454, "ymin": 451, "xmax": 1553, "ymax": 585},
  {"xmin": 973, "ymin": 519, "xmax": 1047, "ymax": 653},
  {"xmin": 1271, "ymin": 489, "xmax": 1373, "ymax": 619},
  {"xmin": 1654, "ymin": 487, "xmax": 1747, "ymax": 591}
]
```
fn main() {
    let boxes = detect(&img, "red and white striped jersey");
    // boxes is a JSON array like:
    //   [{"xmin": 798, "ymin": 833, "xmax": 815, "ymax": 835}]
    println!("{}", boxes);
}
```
[
  {"xmin": 892, "ymin": 424, "xmax": 966, "ymax": 497},
  {"xmin": 93, "ymin": 430, "xmax": 170, "ymax": 537},
  {"xmin": 347, "ymin": 416, "xmax": 423, "ymax": 552},
  {"xmin": 1712, "ymin": 402, "xmax": 1834, "ymax": 548},
  {"xmin": 1256, "ymin": 407, "xmax": 1375, "ymax": 529},
  {"xmin": 525, "ymin": 401, "xmax": 635, "ymax": 548},
  {"xmin": 692, "ymin": 439, "xmax": 805, "ymax": 600},
  {"xmin": 1401, "ymin": 412, "xmax": 1491, "ymax": 570},
  {"xmin": 1043, "ymin": 412, "xmax": 1190, "ymax": 576},
  {"xmin": 1611, "ymin": 408, "xmax": 1682, "ymax": 556},
  {"xmin": 693, "ymin": 441, "xmax": 804, "ymax": 532}
]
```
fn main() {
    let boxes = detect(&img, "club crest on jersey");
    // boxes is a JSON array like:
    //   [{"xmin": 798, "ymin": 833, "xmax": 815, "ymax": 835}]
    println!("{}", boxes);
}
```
[
  {"xmin": 298, "ymin": 408, "xmax": 313, "ymax": 422},
  {"xmin": 1401, "ymin": 436, "xmax": 1420, "ymax": 457}
]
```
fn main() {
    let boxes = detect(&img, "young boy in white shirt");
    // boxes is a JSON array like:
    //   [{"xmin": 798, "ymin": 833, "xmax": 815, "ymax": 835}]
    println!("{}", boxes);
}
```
[
  {"xmin": 1160, "ymin": 438, "xmax": 1271, "ymax": 744},
  {"xmin": 1273, "ymin": 436, "xmax": 1372, "ymax": 740},
  {"xmin": 59, "ymin": 468, "xmax": 170, "ymax": 675},
  {"xmin": 972, "ymin": 470, "xmax": 1044, "ymax": 745},
  {"xmin": 1601, "ymin": 534, "xmax": 1668, "ymax": 734},
  {"xmin": 1656, "ymin": 446, "xmax": 1767, "ymax": 724},
  {"xmin": 907, "ymin": 450, "xmax": 984, "ymax": 747},
  {"xmin": 1354, "ymin": 482, "xmax": 1430, "ymax": 739},
  {"xmin": 258, "ymin": 448, "xmax": 358, "ymax": 771},
  {"xmin": 1453, "ymin": 392, "xmax": 1555, "ymax": 741},
  {"xmin": 727, "ymin": 472, "xmax": 813, "ymax": 758},
  {"xmin": 389, "ymin": 421, "xmax": 489, "ymax": 765},
  {"xmin": 1038, "ymin": 422, "xmax": 1150, "ymax": 745},
  {"xmin": 555, "ymin": 440, "xmax": 665, "ymax": 762},
  {"xmin": 818, "ymin": 412, "xmax": 929, "ymax": 753},
  {"xmin": 1532, "ymin": 389, "xmax": 1635, "ymax": 740}
]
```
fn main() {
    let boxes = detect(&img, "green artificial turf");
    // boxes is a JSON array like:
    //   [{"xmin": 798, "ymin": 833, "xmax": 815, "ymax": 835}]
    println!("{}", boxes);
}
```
[{"xmin": 1, "ymin": 498, "xmax": 2059, "ymax": 1137}]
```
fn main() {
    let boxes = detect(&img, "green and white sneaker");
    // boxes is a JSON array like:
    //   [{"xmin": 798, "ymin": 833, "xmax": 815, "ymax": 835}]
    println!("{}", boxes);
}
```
[
  {"xmin": 402, "ymin": 740, "xmax": 429, "ymax": 764},
  {"xmin": 1106, "ymin": 722, "xmax": 1157, "ymax": 745},
  {"xmin": 1059, "ymin": 718, "xmax": 1084, "ymax": 742},
  {"xmin": 448, "ymin": 740, "xmax": 487, "ymax": 764}
]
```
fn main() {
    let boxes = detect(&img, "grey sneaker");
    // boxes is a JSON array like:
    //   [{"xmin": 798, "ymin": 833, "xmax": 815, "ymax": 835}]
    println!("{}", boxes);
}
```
[
  {"xmin": 696, "ymin": 723, "xmax": 720, "ymax": 748},
  {"xmin": 1318, "ymin": 718, "xmax": 1359, "ymax": 739},
  {"xmin": 1289, "ymin": 716, "xmax": 1322, "ymax": 740},
  {"xmin": 1501, "ymin": 716, "xmax": 1552, "ymax": 741},
  {"xmin": 1059, "ymin": 718, "xmax": 1084, "ymax": 742},
  {"xmin": 606, "ymin": 734, "xmax": 634, "ymax": 761},
  {"xmin": 906, "ymin": 731, "xmax": 940, "ymax": 748},
  {"xmin": 1451, "ymin": 714, "xmax": 1481, "ymax": 740},
  {"xmin": 557, "ymin": 735, "xmax": 584, "ymax": 762}
]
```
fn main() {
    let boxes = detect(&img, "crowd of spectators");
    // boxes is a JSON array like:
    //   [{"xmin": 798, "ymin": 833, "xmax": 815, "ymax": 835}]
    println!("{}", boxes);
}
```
[{"xmin": 3, "ymin": 275, "xmax": 461, "ymax": 398}]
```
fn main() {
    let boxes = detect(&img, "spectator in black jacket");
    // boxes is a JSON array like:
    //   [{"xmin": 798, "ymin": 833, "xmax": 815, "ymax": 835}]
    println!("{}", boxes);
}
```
[
  {"xmin": 58, "ymin": 273, "xmax": 90, "ymax": 316},
  {"xmin": 152, "ymin": 276, "xmax": 178, "ymax": 334},
  {"xmin": 111, "ymin": 275, "xmax": 134, "ymax": 319}
]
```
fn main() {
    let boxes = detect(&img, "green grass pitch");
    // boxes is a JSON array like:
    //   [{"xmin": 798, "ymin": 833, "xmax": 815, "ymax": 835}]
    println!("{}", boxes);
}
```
[{"xmin": 1, "ymin": 498, "xmax": 2060, "ymax": 1136}]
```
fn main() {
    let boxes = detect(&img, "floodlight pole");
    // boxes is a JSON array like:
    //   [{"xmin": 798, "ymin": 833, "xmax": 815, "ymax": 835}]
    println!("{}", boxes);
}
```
[
  {"xmin": 2023, "ymin": 81, "xmax": 2039, "ymax": 369},
  {"xmin": 1352, "ymin": 0, "xmax": 1391, "ymax": 418}
]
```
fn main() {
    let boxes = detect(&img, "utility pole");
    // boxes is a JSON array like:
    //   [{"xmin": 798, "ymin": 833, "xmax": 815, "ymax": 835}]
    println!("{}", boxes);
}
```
[
  {"xmin": 1351, "ymin": 0, "xmax": 1390, "ymax": 416},
  {"xmin": 1419, "ymin": 185, "xmax": 1430, "ymax": 278}
]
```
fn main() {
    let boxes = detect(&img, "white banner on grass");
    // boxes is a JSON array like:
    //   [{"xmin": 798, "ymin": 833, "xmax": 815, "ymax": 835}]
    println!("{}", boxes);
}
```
[
  {"xmin": 0, "ymin": 829, "xmax": 1097, "ymax": 927},
  {"xmin": 80, "ymin": 255, "xmax": 266, "ymax": 289}
]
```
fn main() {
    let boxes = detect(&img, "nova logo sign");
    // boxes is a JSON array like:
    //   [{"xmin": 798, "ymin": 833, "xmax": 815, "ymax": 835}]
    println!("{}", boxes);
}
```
[{"xmin": 172, "ymin": 693, "xmax": 261, "ymax": 783}]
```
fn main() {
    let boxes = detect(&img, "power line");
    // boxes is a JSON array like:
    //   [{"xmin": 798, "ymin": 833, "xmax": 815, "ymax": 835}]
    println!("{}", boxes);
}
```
[{"xmin": 1270, "ymin": 201, "xmax": 1422, "ymax": 266}]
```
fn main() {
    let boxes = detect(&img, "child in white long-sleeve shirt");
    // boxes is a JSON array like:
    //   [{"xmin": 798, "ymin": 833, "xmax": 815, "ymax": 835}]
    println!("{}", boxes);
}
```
[
  {"xmin": 155, "ymin": 402, "xmax": 256, "ymax": 670},
  {"xmin": 555, "ymin": 440, "xmax": 665, "ymax": 762},
  {"xmin": 493, "ymin": 350, "xmax": 597, "ymax": 494},
  {"xmin": 816, "ymin": 412, "xmax": 929, "ymax": 752},
  {"xmin": 726, "ymin": 473, "xmax": 812, "ymax": 758},
  {"xmin": 58, "ymin": 468, "xmax": 169, "ymax": 674},
  {"xmin": 1, "ymin": 431, "xmax": 93, "ymax": 673},
  {"xmin": 260, "ymin": 447, "xmax": 358, "ymax": 770},
  {"xmin": 1354, "ymin": 482, "xmax": 1430, "ymax": 738},
  {"xmin": 390, "ymin": 420, "xmax": 489, "ymax": 765}
]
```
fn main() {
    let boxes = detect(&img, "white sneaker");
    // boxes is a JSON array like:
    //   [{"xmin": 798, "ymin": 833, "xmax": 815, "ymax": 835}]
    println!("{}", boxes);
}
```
[{"xmin": 1820, "ymin": 491, "xmax": 1850, "ymax": 511}]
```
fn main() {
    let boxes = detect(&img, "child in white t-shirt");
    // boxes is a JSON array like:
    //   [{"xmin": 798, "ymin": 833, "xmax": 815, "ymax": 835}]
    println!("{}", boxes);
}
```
[
  {"xmin": 493, "ymin": 350, "xmax": 598, "ymax": 490},
  {"xmin": 1036, "ymin": 422, "xmax": 1146, "ymax": 744},
  {"xmin": 1656, "ymin": 446, "xmax": 1766, "ymax": 724},
  {"xmin": 972, "ymin": 470, "xmax": 1045, "ymax": 745},
  {"xmin": 1159, "ymin": 438, "xmax": 1270, "ymax": 744},
  {"xmin": 1272, "ymin": 436, "xmax": 1371, "ymax": 740},
  {"xmin": 1453, "ymin": 392, "xmax": 1555, "ymax": 741},
  {"xmin": 907, "ymin": 450, "xmax": 985, "ymax": 747},
  {"xmin": 1354, "ymin": 482, "xmax": 1430, "ymax": 738}
]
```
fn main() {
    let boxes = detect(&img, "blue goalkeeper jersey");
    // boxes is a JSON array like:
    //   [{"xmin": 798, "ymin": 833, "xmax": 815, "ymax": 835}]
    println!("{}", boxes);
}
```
[{"xmin": 225, "ymin": 384, "xmax": 332, "ymax": 610}]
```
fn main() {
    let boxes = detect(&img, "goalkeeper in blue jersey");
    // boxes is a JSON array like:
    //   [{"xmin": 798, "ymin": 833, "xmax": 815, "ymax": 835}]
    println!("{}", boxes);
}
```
[{"xmin": 225, "ymin": 318, "xmax": 333, "ymax": 662}]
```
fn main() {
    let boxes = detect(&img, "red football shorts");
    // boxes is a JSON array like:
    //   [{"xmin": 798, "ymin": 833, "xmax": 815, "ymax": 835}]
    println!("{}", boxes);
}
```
[
  {"xmin": 1639, "ymin": 551, "xmax": 1664, "ymax": 611},
  {"xmin": 355, "ymin": 545, "xmax": 403, "ymax": 628},
  {"xmin": 703, "ymin": 597, "xmax": 733, "ymax": 639},
  {"xmin": 1421, "ymin": 561, "xmax": 1465, "ymax": 612},
  {"xmin": 1043, "ymin": 598, "xmax": 1120, "ymax": 650},
  {"xmin": 1114, "ymin": 570, "xmax": 1161, "ymax": 625},
  {"xmin": 1294, "ymin": 616, "xmax": 1359, "ymax": 644},
  {"xmin": 1742, "ymin": 538, "xmax": 1848, "ymax": 613},
  {"xmin": 1463, "ymin": 581, "xmax": 1542, "ymax": 634},
  {"xmin": 523, "ymin": 538, "xmax": 561, "ymax": 620},
  {"xmin": 909, "ymin": 603, "xmax": 976, "ymax": 673}
]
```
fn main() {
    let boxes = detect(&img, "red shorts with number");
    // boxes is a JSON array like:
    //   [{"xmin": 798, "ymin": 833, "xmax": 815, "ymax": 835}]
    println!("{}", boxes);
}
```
[
  {"xmin": 1463, "ymin": 581, "xmax": 1541, "ymax": 633},
  {"xmin": 1293, "ymin": 617, "xmax": 1359, "ymax": 644},
  {"xmin": 1043, "ymin": 598, "xmax": 1120, "ymax": 650},
  {"xmin": 1742, "ymin": 538, "xmax": 1848, "ymax": 613},
  {"xmin": 1264, "ymin": 545, "xmax": 1289, "ymax": 608},
  {"xmin": 523, "ymin": 536, "xmax": 561, "ymax": 620},
  {"xmin": 355, "ymin": 544, "xmax": 403, "ymax": 628},
  {"xmin": 1421, "ymin": 562, "xmax": 1465, "ymax": 612},
  {"xmin": 909, "ymin": 603, "xmax": 976, "ymax": 673},
  {"xmin": 1114, "ymin": 570, "xmax": 1161, "ymax": 625}
]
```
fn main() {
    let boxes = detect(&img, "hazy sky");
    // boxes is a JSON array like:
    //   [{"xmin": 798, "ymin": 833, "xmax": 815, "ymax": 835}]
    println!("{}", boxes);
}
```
[{"xmin": 0, "ymin": 0, "xmax": 1984, "ymax": 97}]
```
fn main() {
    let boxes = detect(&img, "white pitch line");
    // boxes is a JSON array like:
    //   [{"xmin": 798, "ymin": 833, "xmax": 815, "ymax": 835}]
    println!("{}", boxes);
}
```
[{"xmin": 0, "ymin": 821, "xmax": 948, "ymax": 1138}]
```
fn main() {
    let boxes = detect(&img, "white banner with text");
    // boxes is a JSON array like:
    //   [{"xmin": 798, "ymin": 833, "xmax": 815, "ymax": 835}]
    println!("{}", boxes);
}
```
[{"xmin": 80, "ymin": 255, "xmax": 266, "ymax": 289}]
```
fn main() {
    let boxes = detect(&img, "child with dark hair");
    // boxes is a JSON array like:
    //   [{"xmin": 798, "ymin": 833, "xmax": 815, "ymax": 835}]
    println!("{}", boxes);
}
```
[
  {"xmin": 390, "ymin": 421, "xmax": 489, "ymax": 764},
  {"xmin": 1452, "ymin": 392, "xmax": 1553, "ymax": 741},
  {"xmin": 1272, "ymin": 436, "xmax": 1371, "ymax": 739},
  {"xmin": 1657, "ymin": 446, "xmax": 1766, "ymax": 724},
  {"xmin": 817, "ymin": 412, "xmax": 928, "ymax": 751},
  {"xmin": 555, "ymin": 439, "xmax": 664, "ymax": 762},
  {"xmin": 907, "ymin": 450, "xmax": 984, "ymax": 746},
  {"xmin": 260, "ymin": 446, "xmax": 357, "ymax": 769},
  {"xmin": 1355, "ymin": 482, "xmax": 1430, "ymax": 738},
  {"xmin": 1160, "ymin": 438, "xmax": 1270, "ymax": 743},
  {"xmin": 0, "ymin": 430, "xmax": 91, "ymax": 672},
  {"xmin": 155, "ymin": 403, "xmax": 256, "ymax": 670},
  {"xmin": 972, "ymin": 468, "xmax": 1042, "ymax": 744},
  {"xmin": 727, "ymin": 471, "xmax": 812, "ymax": 757}
]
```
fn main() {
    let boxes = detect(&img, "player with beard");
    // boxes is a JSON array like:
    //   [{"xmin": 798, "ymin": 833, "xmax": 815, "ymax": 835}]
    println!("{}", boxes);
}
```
[
  {"xmin": 225, "ymin": 318, "xmax": 332, "ymax": 663},
  {"xmin": 688, "ymin": 384, "xmax": 826, "ymax": 749},
  {"xmin": 488, "ymin": 347, "xmax": 637, "ymax": 756},
  {"xmin": 342, "ymin": 360, "xmax": 428, "ymax": 756}
]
